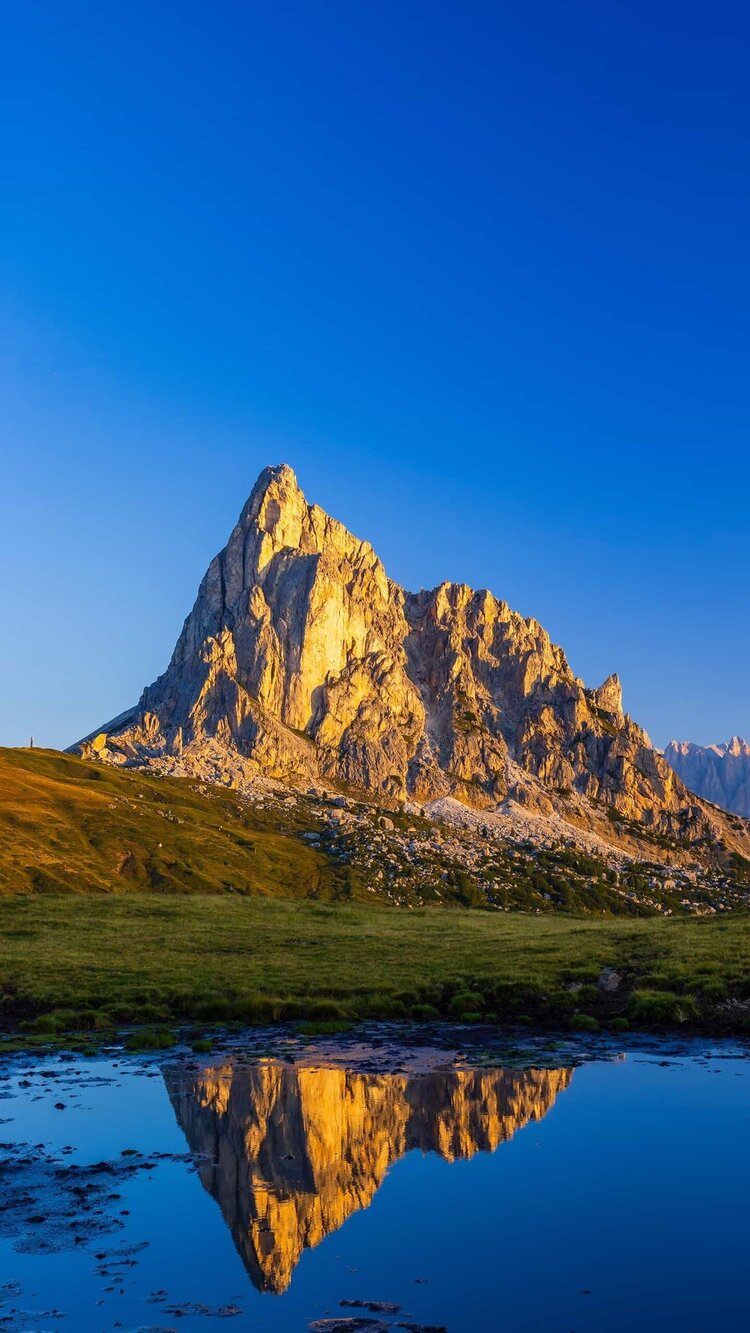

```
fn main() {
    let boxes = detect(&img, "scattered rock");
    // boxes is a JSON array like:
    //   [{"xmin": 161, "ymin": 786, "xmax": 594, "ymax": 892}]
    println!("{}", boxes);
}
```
[
  {"xmin": 340, "ymin": 1300, "xmax": 402, "ymax": 1314},
  {"xmin": 309, "ymin": 1320, "xmax": 390, "ymax": 1333},
  {"xmin": 598, "ymin": 968, "xmax": 622, "ymax": 993}
]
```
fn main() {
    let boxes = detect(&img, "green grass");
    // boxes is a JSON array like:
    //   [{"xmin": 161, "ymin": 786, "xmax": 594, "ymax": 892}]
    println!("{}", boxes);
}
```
[
  {"xmin": 1, "ymin": 894, "xmax": 749, "ymax": 1038},
  {"xmin": 2, "ymin": 746, "xmax": 749, "ymax": 1041},
  {"xmin": 0, "ymin": 746, "xmax": 357, "ymax": 898},
  {"xmin": 124, "ymin": 1026, "xmax": 178, "ymax": 1051}
]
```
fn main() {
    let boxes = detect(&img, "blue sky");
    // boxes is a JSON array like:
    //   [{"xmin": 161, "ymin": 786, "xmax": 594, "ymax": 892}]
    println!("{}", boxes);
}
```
[{"xmin": 1, "ymin": 0, "xmax": 748, "ymax": 750}]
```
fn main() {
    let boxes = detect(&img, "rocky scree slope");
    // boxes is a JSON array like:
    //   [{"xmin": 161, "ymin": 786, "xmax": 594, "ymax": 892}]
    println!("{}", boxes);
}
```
[
  {"xmin": 6, "ymin": 747, "xmax": 746, "ymax": 914},
  {"xmin": 74, "ymin": 465, "xmax": 750, "ymax": 874}
]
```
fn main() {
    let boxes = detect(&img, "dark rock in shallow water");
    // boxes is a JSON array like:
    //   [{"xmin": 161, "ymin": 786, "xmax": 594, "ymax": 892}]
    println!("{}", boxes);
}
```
[
  {"xmin": 161, "ymin": 1302, "xmax": 242, "ymax": 1318},
  {"xmin": 340, "ymin": 1299, "xmax": 402, "ymax": 1313},
  {"xmin": 309, "ymin": 1320, "xmax": 391, "ymax": 1333}
]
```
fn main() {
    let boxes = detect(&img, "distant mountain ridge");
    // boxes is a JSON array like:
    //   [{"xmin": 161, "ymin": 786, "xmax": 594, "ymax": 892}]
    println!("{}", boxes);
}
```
[
  {"xmin": 664, "ymin": 738, "xmax": 750, "ymax": 818},
  {"xmin": 73, "ymin": 464, "xmax": 750, "ymax": 870}
]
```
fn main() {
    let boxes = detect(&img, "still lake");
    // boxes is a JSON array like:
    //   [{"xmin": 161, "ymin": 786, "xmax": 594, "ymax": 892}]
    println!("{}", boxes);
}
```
[{"xmin": 1, "ymin": 1029, "xmax": 748, "ymax": 1332}]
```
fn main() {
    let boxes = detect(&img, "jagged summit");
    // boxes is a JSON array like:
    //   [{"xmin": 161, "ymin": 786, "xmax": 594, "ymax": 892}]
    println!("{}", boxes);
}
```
[
  {"xmin": 74, "ymin": 466, "xmax": 750, "ymax": 863},
  {"xmin": 253, "ymin": 460, "xmax": 298, "ymax": 491},
  {"xmin": 664, "ymin": 737, "xmax": 750, "ymax": 818}
]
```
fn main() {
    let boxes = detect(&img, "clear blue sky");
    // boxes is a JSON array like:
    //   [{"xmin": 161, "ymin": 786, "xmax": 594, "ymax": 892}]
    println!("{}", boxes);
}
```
[{"xmin": 1, "ymin": 0, "xmax": 748, "ymax": 751}]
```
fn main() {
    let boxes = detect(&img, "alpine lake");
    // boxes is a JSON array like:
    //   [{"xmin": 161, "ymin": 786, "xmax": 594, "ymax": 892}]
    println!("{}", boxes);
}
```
[{"xmin": 1, "ymin": 1025, "xmax": 748, "ymax": 1333}]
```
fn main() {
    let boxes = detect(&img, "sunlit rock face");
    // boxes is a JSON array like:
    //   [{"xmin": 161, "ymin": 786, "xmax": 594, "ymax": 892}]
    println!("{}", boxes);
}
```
[
  {"xmin": 164, "ymin": 1060, "xmax": 572, "ymax": 1294},
  {"xmin": 664, "ymin": 738, "xmax": 750, "ymax": 818},
  {"xmin": 75, "ymin": 463, "xmax": 749, "ymax": 855}
]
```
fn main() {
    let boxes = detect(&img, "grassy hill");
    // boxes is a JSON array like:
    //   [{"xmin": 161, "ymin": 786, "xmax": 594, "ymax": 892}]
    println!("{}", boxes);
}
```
[
  {"xmin": 2, "ymin": 748, "xmax": 749, "ymax": 916},
  {"xmin": 2, "ymin": 749, "xmax": 750, "ymax": 1038},
  {"xmin": 0, "ymin": 747, "xmax": 350, "ymax": 898}
]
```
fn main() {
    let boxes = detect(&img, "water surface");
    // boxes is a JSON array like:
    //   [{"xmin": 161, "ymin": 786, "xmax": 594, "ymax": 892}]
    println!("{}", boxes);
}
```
[{"xmin": 1, "ymin": 1029, "xmax": 747, "ymax": 1331}]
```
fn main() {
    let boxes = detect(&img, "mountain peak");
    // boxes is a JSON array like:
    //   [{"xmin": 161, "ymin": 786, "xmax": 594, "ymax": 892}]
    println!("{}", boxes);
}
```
[
  {"xmin": 240, "ymin": 462, "xmax": 304, "ymax": 526},
  {"xmin": 249, "ymin": 461, "xmax": 299, "ymax": 498},
  {"xmin": 664, "ymin": 737, "xmax": 750, "ymax": 817},
  {"xmin": 73, "ymin": 465, "xmax": 750, "ymax": 865}
]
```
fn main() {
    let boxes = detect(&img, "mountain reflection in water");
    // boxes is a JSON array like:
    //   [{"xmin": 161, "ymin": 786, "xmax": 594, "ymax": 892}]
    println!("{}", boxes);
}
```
[{"xmin": 164, "ymin": 1060, "xmax": 573, "ymax": 1293}]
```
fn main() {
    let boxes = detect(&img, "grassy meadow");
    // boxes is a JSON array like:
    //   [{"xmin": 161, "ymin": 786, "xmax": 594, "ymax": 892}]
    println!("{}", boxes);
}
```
[{"xmin": 1, "ymin": 894, "xmax": 749, "ymax": 1043}]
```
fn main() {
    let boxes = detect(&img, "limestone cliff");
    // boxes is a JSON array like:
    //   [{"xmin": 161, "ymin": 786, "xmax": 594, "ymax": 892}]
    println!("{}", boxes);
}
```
[
  {"xmin": 165, "ymin": 1060, "xmax": 572, "ymax": 1292},
  {"xmin": 74, "ymin": 464, "xmax": 750, "ymax": 862},
  {"xmin": 664, "ymin": 738, "xmax": 750, "ymax": 818}
]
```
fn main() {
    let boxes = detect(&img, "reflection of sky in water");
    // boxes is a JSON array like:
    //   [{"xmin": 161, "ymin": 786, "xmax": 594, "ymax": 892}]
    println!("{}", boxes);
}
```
[{"xmin": 1, "ymin": 1043, "xmax": 749, "ymax": 1331}]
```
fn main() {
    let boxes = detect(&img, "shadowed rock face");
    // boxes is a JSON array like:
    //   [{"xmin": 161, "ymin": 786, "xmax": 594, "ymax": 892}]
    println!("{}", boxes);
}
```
[
  {"xmin": 164, "ymin": 1060, "xmax": 572, "ymax": 1294},
  {"xmin": 664, "ymin": 739, "xmax": 750, "ymax": 818},
  {"xmin": 75, "ymin": 465, "xmax": 750, "ymax": 860}
]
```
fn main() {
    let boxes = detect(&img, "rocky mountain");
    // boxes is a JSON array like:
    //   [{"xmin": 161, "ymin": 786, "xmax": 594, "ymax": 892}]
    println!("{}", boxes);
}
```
[
  {"xmin": 75, "ymin": 464, "xmax": 750, "ymax": 872},
  {"xmin": 165, "ymin": 1058, "xmax": 572, "ymax": 1292},
  {"xmin": 664, "ymin": 738, "xmax": 750, "ymax": 818}
]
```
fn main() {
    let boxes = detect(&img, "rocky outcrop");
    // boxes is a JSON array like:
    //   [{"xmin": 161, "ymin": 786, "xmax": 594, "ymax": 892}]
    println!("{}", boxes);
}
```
[
  {"xmin": 74, "ymin": 464, "xmax": 750, "ymax": 862},
  {"xmin": 591, "ymin": 673, "xmax": 624, "ymax": 717},
  {"xmin": 664, "ymin": 738, "xmax": 750, "ymax": 818},
  {"xmin": 165, "ymin": 1059, "xmax": 572, "ymax": 1292}
]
